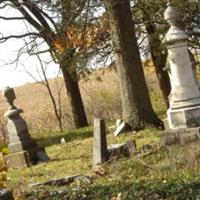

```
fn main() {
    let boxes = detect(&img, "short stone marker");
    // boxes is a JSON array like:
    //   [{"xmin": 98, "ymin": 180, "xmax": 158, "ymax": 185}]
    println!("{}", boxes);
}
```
[
  {"xmin": 93, "ymin": 119, "xmax": 136, "ymax": 166},
  {"xmin": 93, "ymin": 119, "xmax": 109, "ymax": 166},
  {"xmin": 2, "ymin": 87, "xmax": 49, "ymax": 168}
]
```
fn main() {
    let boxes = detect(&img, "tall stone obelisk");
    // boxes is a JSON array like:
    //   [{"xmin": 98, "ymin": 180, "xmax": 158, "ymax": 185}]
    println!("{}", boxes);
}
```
[
  {"xmin": 161, "ymin": 3, "xmax": 200, "ymax": 145},
  {"xmin": 163, "ymin": 3, "xmax": 200, "ymax": 129}
]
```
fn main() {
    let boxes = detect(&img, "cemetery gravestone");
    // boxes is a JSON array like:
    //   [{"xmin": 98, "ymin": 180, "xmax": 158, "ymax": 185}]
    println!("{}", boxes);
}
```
[
  {"xmin": 93, "ymin": 119, "xmax": 136, "ymax": 166},
  {"xmin": 3, "ymin": 87, "xmax": 49, "ymax": 168},
  {"xmin": 93, "ymin": 119, "xmax": 109, "ymax": 166},
  {"xmin": 161, "ymin": 3, "xmax": 200, "ymax": 145}
]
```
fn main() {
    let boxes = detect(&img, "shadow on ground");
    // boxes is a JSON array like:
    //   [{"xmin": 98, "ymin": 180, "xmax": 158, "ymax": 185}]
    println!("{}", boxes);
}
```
[
  {"xmin": 35, "ymin": 128, "xmax": 93, "ymax": 147},
  {"xmin": 89, "ymin": 180, "xmax": 200, "ymax": 200},
  {"xmin": 26, "ymin": 179, "xmax": 200, "ymax": 200}
]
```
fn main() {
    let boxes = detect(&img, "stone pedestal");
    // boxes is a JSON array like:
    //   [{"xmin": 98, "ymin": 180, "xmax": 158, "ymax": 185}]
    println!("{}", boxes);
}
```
[
  {"xmin": 163, "ymin": 4, "xmax": 200, "ymax": 130},
  {"xmin": 160, "ymin": 3, "xmax": 200, "ymax": 145},
  {"xmin": 161, "ymin": 127, "xmax": 200, "ymax": 145},
  {"xmin": 1, "ymin": 87, "xmax": 49, "ymax": 168},
  {"xmin": 4, "ymin": 151, "xmax": 30, "ymax": 168},
  {"xmin": 7, "ymin": 114, "xmax": 37, "ymax": 152},
  {"xmin": 168, "ymin": 106, "xmax": 200, "ymax": 129},
  {"xmin": 4, "ymin": 109, "xmax": 49, "ymax": 168}
]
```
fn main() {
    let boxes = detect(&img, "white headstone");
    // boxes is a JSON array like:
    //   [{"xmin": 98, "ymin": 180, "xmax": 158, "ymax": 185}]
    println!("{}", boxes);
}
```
[{"xmin": 163, "ymin": 3, "xmax": 200, "ymax": 129}]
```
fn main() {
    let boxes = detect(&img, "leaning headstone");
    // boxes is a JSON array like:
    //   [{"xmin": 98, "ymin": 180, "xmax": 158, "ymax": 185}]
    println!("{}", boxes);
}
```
[
  {"xmin": 116, "ymin": 119, "xmax": 122, "ymax": 128},
  {"xmin": 93, "ymin": 119, "xmax": 109, "ymax": 166},
  {"xmin": 114, "ymin": 122, "xmax": 127, "ymax": 136},
  {"xmin": 2, "ymin": 87, "xmax": 49, "ymax": 168}
]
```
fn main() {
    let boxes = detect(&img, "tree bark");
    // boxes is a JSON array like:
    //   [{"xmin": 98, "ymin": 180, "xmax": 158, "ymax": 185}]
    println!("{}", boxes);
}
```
[
  {"xmin": 104, "ymin": 0, "xmax": 163, "ymax": 130},
  {"xmin": 144, "ymin": 17, "xmax": 171, "ymax": 108},
  {"xmin": 3, "ymin": 0, "xmax": 89, "ymax": 130},
  {"xmin": 61, "ymin": 64, "xmax": 88, "ymax": 128}
]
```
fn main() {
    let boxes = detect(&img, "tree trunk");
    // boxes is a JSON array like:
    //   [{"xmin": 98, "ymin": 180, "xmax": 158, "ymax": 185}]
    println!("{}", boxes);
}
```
[
  {"xmin": 144, "ymin": 18, "xmax": 171, "ymax": 108},
  {"xmin": 61, "ymin": 65, "xmax": 88, "ymax": 128},
  {"xmin": 104, "ymin": 0, "xmax": 163, "ymax": 130}
]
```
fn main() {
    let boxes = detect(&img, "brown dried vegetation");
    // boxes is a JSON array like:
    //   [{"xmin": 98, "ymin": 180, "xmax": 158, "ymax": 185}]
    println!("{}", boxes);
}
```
[{"xmin": 0, "ymin": 65, "xmax": 159, "ymax": 142}]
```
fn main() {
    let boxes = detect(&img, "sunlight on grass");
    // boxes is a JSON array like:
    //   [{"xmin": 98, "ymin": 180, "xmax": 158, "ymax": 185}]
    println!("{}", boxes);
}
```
[
  {"xmin": 6, "ymin": 89, "xmax": 200, "ymax": 199},
  {"xmin": 7, "ymin": 124, "xmax": 200, "ymax": 199}
]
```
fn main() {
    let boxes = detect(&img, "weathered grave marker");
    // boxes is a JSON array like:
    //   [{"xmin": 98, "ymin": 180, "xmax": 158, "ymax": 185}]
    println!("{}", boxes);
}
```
[
  {"xmin": 2, "ymin": 87, "xmax": 49, "ymax": 168},
  {"xmin": 161, "ymin": 3, "xmax": 200, "ymax": 145},
  {"xmin": 114, "ymin": 121, "xmax": 127, "ymax": 136},
  {"xmin": 93, "ymin": 119, "xmax": 109, "ymax": 166},
  {"xmin": 93, "ymin": 119, "xmax": 136, "ymax": 166}
]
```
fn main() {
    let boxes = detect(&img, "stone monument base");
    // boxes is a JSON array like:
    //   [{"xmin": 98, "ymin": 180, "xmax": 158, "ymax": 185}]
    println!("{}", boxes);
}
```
[
  {"xmin": 4, "ymin": 147, "xmax": 49, "ymax": 169},
  {"xmin": 161, "ymin": 127, "xmax": 200, "ymax": 146},
  {"xmin": 5, "ymin": 151, "xmax": 30, "ymax": 168},
  {"xmin": 8, "ymin": 140, "xmax": 38, "ymax": 154},
  {"xmin": 167, "ymin": 105, "xmax": 200, "ymax": 129}
]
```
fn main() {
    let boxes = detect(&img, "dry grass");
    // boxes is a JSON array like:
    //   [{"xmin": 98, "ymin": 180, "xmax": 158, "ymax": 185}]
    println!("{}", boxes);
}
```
[
  {"xmin": 2, "ymin": 60, "xmax": 200, "ymax": 199},
  {"xmin": 7, "ymin": 126, "xmax": 200, "ymax": 199},
  {"xmin": 3, "ymin": 63, "xmax": 200, "ymax": 199},
  {"xmin": 0, "ymin": 65, "xmax": 161, "ymax": 142}
]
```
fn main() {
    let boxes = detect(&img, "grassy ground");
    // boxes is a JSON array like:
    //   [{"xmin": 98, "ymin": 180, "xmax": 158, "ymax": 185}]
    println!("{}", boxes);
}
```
[
  {"xmin": 7, "ymin": 126, "xmax": 200, "ymax": 199},
  {"xmin": 1, "ymin": 68, "xmax": 200, "ymax": 200},
  {"xmin": 4, "ymin": 91, "xmax": 200, "ymax": 199}
]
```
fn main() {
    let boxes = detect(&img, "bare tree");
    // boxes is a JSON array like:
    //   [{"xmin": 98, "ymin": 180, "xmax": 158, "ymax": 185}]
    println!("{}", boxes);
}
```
[
  {"xmin": 24, "ymin": 52, "xmax": 64, "ymax": 132},
  {"xmin": 0, "ymin": 0, "xmax": 90, "ymax": 128}
]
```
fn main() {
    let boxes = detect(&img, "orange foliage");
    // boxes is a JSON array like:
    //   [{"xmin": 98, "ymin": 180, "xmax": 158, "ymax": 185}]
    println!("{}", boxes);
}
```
[
  {"xmin": 54, "ymin": 38, "xmax": 65, "ymax": 53},
  {"xmin": 54, "ymin": 18, "xmax": 110, "ymax": 54}
]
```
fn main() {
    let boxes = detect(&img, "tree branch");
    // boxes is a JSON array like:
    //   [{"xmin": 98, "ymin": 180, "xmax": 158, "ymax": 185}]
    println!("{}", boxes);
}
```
[
  {"xmin": 12, "ymin": 0, "xmax": 44, "ymax": 32},
  {"xmin": 0, "ymin": 16, "xmax": 25, "ymax": 20},
  {"xmin": 0, "ymin": 32, "xmax": 40, "ymax": 43},
  {"xmin": 36, "ymin": 5, "xmax": 58, "ymax": 32},
  {"xmin": 11, "ymin": 0, "xmax": 56, "ymax": 45},
  {"xmin": 23, "ymin": 0, "xmax": 53, "ymax": 31},
  {"xmin": 0, "ymin": 2, "xmax": 13, "ymax": 9}
]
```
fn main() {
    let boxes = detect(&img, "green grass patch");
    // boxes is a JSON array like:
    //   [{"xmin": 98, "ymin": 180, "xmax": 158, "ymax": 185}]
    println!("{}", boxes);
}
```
[
  {"xmin": 6, "ymin": 90, "xmax": 200, "ymax": 199},
  {"xmin": 7, "ymin": 125, "xmax": 200, "ymax": 199}
]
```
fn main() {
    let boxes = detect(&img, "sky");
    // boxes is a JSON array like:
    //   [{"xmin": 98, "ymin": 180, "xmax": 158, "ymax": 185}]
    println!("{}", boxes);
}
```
[
  {"xmin": 0, "ymin": 4, "xmax": 109, "ymax": 90},
  {"xmin": 0, "ymin": 6, "xmax": 60, "ymax": 90}
]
